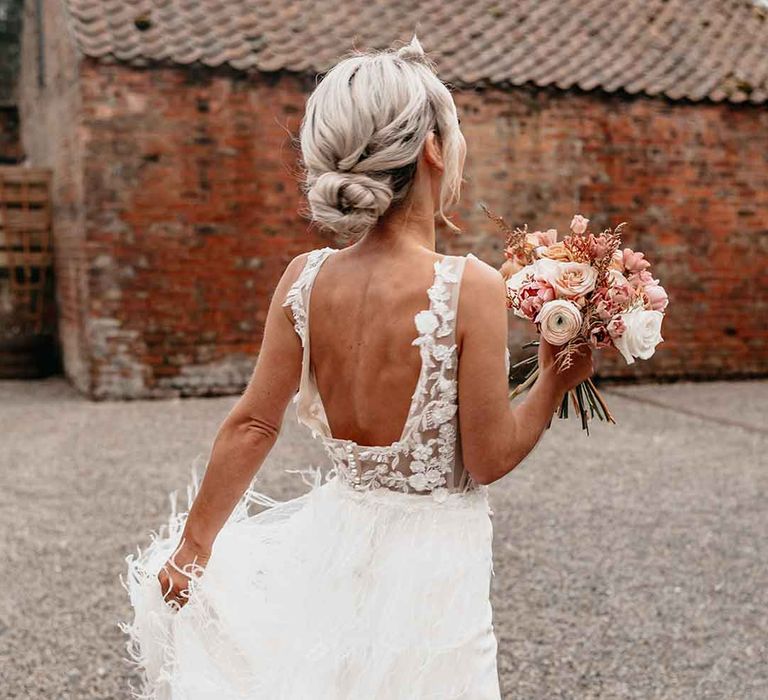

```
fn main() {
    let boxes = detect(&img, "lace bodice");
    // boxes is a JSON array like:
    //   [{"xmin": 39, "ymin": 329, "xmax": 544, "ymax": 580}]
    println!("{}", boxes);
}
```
[{"xmin": 283, "ymin": 247, "xmax": 490, "ymax": 502}]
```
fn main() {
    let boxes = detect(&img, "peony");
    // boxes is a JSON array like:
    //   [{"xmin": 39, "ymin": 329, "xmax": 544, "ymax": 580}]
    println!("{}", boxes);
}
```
[
  {"xmin": 612, "ymin": 309, "xmax": 664, "ymax": 365},
  {"xmin": 535, "ymin": 299, "xmax": 583, "ymax": 345},
  {"xmin": 551, "ymin": 262, "xmax": 598, "ymax": 298},
  {"xmin": 644, "ymin": 283, "xmax": 669, "ymax": 312},
  {"xmin": 570, "ymin": 214, "xmax": 589, "ymax": 235},
  {"xmin": 515, "ymin": 278, "xmax": 556, "ymax": 320}
]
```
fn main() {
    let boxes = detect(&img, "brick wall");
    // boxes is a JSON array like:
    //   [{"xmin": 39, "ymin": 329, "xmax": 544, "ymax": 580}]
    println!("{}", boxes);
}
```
[
  {"xmin": 451, "ymin": 87, "xmax": 768, "ymax": 380},
  {"xmin": 78, "ymin": 63, "xmax": 327, "ymax": 398},
  {"xmin": 22, "ymin": 53, "xmax": 768, "ymax": 397},
  {"xmin": 18, "ymin": 0, "xmax": 88, "ymax": 390}
]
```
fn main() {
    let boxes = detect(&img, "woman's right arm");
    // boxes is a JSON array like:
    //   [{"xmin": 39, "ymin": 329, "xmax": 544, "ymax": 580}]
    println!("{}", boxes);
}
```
[{"xmin": 456, "ymin": 257, "xmax": 593, "ymax": 486}]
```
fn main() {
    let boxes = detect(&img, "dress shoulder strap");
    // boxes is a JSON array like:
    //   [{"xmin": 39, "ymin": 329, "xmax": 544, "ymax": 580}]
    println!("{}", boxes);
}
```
[{"xmin": 282, "ymin": 247, "xmax": 336, "ymax": 347}]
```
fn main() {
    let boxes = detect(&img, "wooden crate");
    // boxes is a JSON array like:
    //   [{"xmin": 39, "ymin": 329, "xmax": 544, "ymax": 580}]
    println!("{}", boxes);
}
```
[{"xmin": 0, "ymin": 167, "xmax": 53, "ymax": 336}]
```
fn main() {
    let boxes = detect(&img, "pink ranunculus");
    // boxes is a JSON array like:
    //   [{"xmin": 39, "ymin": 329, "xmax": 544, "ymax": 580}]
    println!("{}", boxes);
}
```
[
  {"xmin": 623, "ymin": 248, "xmax": 651, "ymax": 273},
  {"xmin": 644, "ymin": 283, "xmax": 669, "ymax": 312},
  {"xmin": 570, "ymin": 214, "xmax": 589, "ymax": 235}
]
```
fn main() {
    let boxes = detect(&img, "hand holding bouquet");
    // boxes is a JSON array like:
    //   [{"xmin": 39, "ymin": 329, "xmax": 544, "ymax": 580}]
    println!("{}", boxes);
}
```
[{"xmin": 484, "ymin": 207, "xmax": 669, "ymax": 433}]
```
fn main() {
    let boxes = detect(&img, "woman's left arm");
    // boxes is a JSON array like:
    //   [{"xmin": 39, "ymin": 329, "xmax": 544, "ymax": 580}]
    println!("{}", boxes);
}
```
[{"xmin": 158, "ymin": 252, "xmax": 309, "ymax": 606}]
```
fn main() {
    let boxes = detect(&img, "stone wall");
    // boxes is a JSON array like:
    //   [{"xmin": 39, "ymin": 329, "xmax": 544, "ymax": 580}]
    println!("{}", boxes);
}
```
[{"xmin": 21, "ymin": 53, "xmax": 768, "ymax": 397}]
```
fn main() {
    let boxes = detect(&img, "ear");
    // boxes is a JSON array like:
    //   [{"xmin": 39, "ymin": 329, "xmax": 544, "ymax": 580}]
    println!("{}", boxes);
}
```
[{"xmin": 422, "ymin": 130, "xmax": 444, "ymax": 171}]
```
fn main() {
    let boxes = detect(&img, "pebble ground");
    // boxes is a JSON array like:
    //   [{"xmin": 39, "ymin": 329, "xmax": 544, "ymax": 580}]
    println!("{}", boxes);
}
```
[{"xmin": 1, "ymin": 378, "xmax": 765, "ymax": 699}]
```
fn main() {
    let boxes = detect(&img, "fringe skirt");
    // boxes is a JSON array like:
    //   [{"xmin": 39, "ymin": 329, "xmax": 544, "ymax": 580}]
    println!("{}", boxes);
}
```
[{"xmin": 122, "ymin": 468, "xmax": 502, "ymax": 700}]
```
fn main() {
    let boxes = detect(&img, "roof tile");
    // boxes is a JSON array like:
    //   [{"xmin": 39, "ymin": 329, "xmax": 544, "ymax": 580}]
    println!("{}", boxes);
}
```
[{"xmin": 62, "ymin": 0, "xmax": 768, "ymax": 104}]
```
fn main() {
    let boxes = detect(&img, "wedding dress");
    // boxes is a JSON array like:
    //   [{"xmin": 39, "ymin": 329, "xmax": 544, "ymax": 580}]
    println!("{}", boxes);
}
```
[{"xmin": 123, "ymin": 247, "xmax": 504, "ymax": 700}]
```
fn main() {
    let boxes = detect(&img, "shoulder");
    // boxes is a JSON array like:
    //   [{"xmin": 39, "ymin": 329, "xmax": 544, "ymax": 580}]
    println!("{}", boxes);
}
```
[
  {"xmin": 455, "ymin": 254, "xmax": 507, "ymax": 349},
  {"xmin": 281, "ymin": 247, "xmax": 336, "ymax": 289},
  {"xmin": 459, "ymin": 253, "xmax": 506, "ymax": 304}
]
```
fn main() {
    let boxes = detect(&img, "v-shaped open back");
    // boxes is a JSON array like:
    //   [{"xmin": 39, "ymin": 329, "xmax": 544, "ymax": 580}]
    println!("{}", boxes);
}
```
[{"xmin": 283, "ymin": 247, "xmax": 477, "ymax": 499}]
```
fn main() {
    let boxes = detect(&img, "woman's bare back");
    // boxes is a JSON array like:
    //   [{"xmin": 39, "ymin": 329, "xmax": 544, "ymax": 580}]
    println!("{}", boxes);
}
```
[{"xmin": 308, "ymin": 245, "xmax": 446, "ymax": 447}]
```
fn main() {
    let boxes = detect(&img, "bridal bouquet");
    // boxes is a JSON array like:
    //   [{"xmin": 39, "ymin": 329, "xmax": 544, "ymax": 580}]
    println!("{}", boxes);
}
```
[{"xmin": 483, "ymin": 206, "xmax": 669, "ymax": 433}]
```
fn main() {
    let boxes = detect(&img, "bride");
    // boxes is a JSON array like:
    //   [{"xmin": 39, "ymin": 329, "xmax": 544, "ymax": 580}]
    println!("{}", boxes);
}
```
[{"xmin": 123, "ymin": 35, "xmax": 592, "ymax": 700}]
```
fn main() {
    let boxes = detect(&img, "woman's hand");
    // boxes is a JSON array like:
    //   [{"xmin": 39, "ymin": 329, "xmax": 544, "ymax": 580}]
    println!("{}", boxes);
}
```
[
  {"xmin": 538, "ymin": 338, "xmax": 594, "ymax": 393},
  {"xmin": 157, "ymin": 538, "xmax": 211, "ymax": 610}
]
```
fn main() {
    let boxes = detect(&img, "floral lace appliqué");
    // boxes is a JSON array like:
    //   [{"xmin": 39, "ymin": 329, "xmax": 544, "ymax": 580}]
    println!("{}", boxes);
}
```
[{"xmin": 320, "ymin": 256, "xmax": 469, "ymax": 500}]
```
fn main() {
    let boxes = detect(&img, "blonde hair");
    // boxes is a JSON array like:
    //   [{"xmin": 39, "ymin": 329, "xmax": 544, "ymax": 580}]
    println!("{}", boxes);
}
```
[{"xmin": 299, "ymin": 35, "xmax": 463, "ymax": 239}]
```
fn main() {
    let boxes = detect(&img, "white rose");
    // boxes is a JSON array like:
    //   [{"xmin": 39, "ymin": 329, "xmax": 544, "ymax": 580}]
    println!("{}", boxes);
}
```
[
  {"xmin": 414, "ymin": 310, "xmax": 439, "ymax": 335},
  {"xmin": 613, "ymin": 309, "xmax": 664, "ymax": 365},
  {"xmin": 534, "ymin": 299, "xmax": 583, "ymax": 345}
]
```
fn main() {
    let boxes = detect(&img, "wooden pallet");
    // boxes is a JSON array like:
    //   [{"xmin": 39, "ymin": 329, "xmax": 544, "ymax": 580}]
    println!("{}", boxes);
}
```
[{"xmin": 0, "ymin": 167, "xmax": 53, "ymax": 336}]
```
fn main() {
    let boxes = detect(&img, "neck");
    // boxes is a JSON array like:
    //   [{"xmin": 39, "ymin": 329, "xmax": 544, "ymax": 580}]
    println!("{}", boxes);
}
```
[{"xmin": 356, "ymin": 193, "xmax": 437, "ymax": 254}]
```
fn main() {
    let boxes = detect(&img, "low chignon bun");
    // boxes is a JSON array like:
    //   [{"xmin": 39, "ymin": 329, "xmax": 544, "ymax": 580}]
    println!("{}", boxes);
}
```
[
  {"xmin": 299, "ymin": 34, "xmax": 463, "ymax": 239},
  {"xmin": 306, "ymin": 171, "xmax": 394, "ymax": 239}
]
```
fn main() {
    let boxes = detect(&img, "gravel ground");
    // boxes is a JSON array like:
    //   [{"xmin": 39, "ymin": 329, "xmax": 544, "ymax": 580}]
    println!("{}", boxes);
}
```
[{"xmin": 1, "ymin": 377, "xmax": 766, "ymax": 699}]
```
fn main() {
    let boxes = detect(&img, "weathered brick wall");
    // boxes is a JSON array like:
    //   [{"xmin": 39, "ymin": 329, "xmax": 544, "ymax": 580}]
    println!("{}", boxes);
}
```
[
  {"xmin": 451, "ymin": 87, "xmax": 768, "ymax": 381},
  {"xmin": 78, "ymin": 63, "xmax": 327, "ymax": 398},
  {"xmin": 24, "ymin": 54, "xmax": 768, "ymax": 397},
  {"xmin": 18, "ymin": 0, "xmax": 88, "ymax": 390}
]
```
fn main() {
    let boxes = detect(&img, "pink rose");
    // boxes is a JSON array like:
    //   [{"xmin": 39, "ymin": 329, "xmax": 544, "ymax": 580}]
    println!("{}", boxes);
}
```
[
  {"xmin": 570, "ymin": 214, "xmax": 589, "ymax": 235},
  {"xmin": 644, "ymin": 283, "xmax": 669, "ymax": 312},
  {"xmin": 622, "ymin": 248, "xmax": 651, "ymax": 273}
]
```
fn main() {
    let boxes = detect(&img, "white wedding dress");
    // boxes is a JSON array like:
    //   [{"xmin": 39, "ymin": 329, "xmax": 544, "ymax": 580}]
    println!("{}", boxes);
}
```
[{"xmin": 123, "ymin": 248, "xmax": 504, "ymax": 699}]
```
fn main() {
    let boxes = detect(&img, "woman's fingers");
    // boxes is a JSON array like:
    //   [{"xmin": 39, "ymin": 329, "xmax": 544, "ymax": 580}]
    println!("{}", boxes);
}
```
[{"xmin": 157, "ymin": 562, "xmax": 191, "ymax": 608}]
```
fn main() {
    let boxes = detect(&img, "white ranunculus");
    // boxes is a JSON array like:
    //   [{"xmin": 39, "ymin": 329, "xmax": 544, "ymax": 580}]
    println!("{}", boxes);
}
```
[
  {"xmin": 613, "ymin": 309, "xmax": 664, "ymax": 365},
  {"xmin": 534, "ymin": 299, "xmax": 583, "ymax": 345},
  {"xmin": 506, "ymin": 257, "xmax": 561, "ymax": 295}
]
